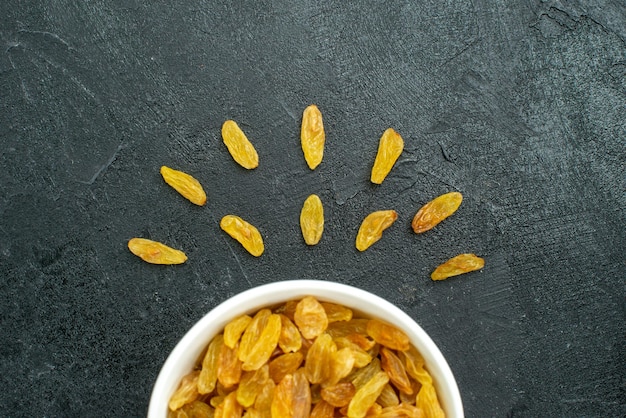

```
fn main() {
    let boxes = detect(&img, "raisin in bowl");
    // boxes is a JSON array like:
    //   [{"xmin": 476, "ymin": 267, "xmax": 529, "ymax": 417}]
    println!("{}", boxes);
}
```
[{"xmin": 148, "ymin": 280, "xmax": 463, "ymax": 417}]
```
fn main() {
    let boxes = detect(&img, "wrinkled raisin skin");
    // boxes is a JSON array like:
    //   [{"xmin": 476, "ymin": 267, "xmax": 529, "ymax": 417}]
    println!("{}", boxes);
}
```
[
  {"xmin": 301, "ymin": 104, "xmax": 325, "ymax": 170},
  {"xmin": 220, "ymin": 215, "xmax": 265, "ymax": 257},
  {"xmin": 431, "ymin": 253, "xmax": 484, "ymax": 280},
  {"xmin": 127, "ymin": 238, "xmax": 187, "ymax": 265},
  {"xmin": 222, "ymin": 119, "xmax": 259, "ymax": 169},
  {"xmin": 160, "ymin": 165, "xmax": 207, "ymax": 206},
  {"xmin": 412, "ymin": 192, "xmax": 463, "ymax": 234},
  {"xmin": 355, "ymin": 210, "xmax": 398, "ymax": 252},
  {"xmin": 300, "ymin": 194, "xmax": 324, "ymax": 245},
  {"xmin": 370, "ymin": 128, "xmax": 404, "ymax": 184}
]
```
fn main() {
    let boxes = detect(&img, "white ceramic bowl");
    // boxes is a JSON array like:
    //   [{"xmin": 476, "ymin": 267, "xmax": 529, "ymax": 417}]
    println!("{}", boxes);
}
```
[{"xmin": 148, "ymin": 280, "xmax": 464, "ymax": 417}]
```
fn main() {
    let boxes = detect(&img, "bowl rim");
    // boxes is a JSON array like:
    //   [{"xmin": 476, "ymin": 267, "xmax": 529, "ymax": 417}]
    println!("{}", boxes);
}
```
[{"xmin": 148, "ymin": 279, "xmax": 464, "ymax": 417}]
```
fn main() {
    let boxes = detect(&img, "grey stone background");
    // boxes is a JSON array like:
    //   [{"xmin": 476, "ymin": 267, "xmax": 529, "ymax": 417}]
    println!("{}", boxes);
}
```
[{"xmin": 1, "ymin": 1, "xmax": 624, "ymax": 416}]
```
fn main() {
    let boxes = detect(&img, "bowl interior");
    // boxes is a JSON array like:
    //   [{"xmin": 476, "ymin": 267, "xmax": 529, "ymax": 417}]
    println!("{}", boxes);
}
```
[{"xmin": 148, "ymin": 280, "xmax": 463, "ymax": 417}]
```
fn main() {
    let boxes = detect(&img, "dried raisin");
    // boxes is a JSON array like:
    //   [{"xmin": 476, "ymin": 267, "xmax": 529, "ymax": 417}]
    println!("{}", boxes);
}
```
[
  {"xmin": 224, "ymin": 315, "xmax": 253, "ymax": 349},
  {"xmin": 220, "ymin": 215, "xmax": 264, "ymax": 257},
  {"xmin": 169, "ymin": 371, "xmax": 201, "ymax": 411},
  {"xmin": 380, "ymin": 347, "xmax": 413, "ymax": 395},
  {"xmin": 241, "ymin": 314, "xmax": 281, "ymax": 371},
  {"xmin": 160, "ymin": 165, "xmax": 207, "ymax": 206},
  {"xmin": 217, "ymin": 342, "xmax": 243, "ymax": 388},
  {"xmin": 301, "ymin": 104, "xmax": 325, "ymax": 170},
  {"xmin": 412, "ymin": 191, "xmax": 463, "ymax": 233},
  {"xmin": 128, "ymin": 238, "xmax": 187, "ymax": 265},
  {"xmin": 268, "ymin": 352, "xmax": 303, "ymax": 384},
  {"xmin": 355, "ymin": 210, "xmax": 398, "ymax": 251},
  {"xmin": 304, "ymin": 333, "xmax": 335, "ymax": 384},
  {"xmin": 198, "ymin": 335, "xmax": 224, "ymax": 394},
  {"xmin": 370, "ymin": 128, "xmax": 404, "ymax": 184},
  {"xmin": 222, "ymin": 120, "xmax": 259, "ymax": 169},
  {"xmin": 346, "ymin": 371, "xmax": 389, "ymax": 418},
  {"xmin": 431, "ymin": 253, "xmax": 484, "ymax": 280},
  {"xmin": 366, "ymin": 319, "xmax": 410, "ymax": 351},
  {"xmin": 300, "ymin": 194, "xmax": 324, "ymax": 245},
  {"xmin": 320, "ymin": 382, "xmax": 356, "ymax": 407},
  {"xmin": 294, "ymin": 296, "xmax": 328, "ymax": 339},
  {"xmin": 237, "ymin": 365, "xmax": 269, "ymax": 408},
  {"xmin": 321, "ymin": 302, "xmax": 353, "ymax": 323},
  {"xmin": 277, "ymin": 314, "xmax": 302, "ymax": 353},
  {"xmin": 310, "ymin": 400, "xmax": 335, "ymax": 418}
]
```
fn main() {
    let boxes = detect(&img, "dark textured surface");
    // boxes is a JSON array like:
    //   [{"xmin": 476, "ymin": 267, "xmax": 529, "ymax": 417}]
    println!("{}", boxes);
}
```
[{"xmin": 1, "ymin": 1, "xmax": 625, "ymax": 416}]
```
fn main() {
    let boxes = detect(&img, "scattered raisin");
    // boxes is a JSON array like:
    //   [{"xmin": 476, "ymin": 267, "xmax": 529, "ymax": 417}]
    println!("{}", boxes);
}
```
[
  {"xmin": 412, "ymin": 192, "xmax": 463, "ymax": 234},
  {"xmin": 370, "ymin": 128, "xmax": 404, "ymax": 184},
  {"xmin": 355, "ymin": 210, "xmax": 398, "ymax": 251},
  {"xmin": 301, "ymin": 104, "xmax": 325, "ymax": 170},
  {"xmin": 220, "ymin": 215, "xmax": 264, "ymax": 257},
  {"xmin": 431, "ymin": 253, "xmax": 484, "ymax": 280},
  {"xmin": 222, "ymin": 119, "xmax": 259, "ymax": 169},
  {"xmin": 127, "ymin": 238, "xmax": 187, "ymax": 265},
  {"xmin": 160, "ymin": 165, "xmax": 207, "ymax": 206}
]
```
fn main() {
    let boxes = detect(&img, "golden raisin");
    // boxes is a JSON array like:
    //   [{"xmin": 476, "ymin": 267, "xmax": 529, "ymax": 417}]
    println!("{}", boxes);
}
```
[
  {"xmin": 320, "ymin": 382, "xmax": 356, "ymax": 407},
  {"xmin": 416, "ymin": 381, "xmax": 445, "ymax": 418},
  {"xmin": 221, "ymin": 391, "xmax": 243, "ymax": 418},
  {"xmin": 217, "ymin": 342, "xmax": 243, "ymax": 388},
  {"xmin": 253, "ymin": 379, "xmax": 275, "ymax": 418},
  {"xmin": 399, "ymin": 345, "xmax": 426, "ymax": 381},
  {"xmin": 411, "ymin": 191, "xmax": 463, "ymax": 233},
  {"xmin": 310, "ymin": 400, "xmax": 335, "ymax": 418},
  {"xmin": 333, "ymin": 337, "xmax": 372, "ymax": 368},
  {"xmin": 300, "ymin": 194, "xmax": 324, "ymax": 245},
  {"xmin": 237, "ymin": 365, "xmax": 269, "ymax": 408},
  {"xmin": 274, "ymin": 300, "xmax": 298, "ymax": 321},
  {"xmin": 160, "ymin": 165, "xmax": 207, "ymax": 206},
  {"xmin": 399, "ymin": 378, "xmax": 423, "ymax": 405},
  {"xmin": 169, "ymin": 371, "xmax": 201, "ymax": 411},
  {"xmin": 377, "ymin": 383, "xmax": 400, "ymax": 408},
  {"xmin": 366, "ymin": 319, "xmax": 410, "ymax": 351},
  {"xmin": 177, "ymin": 400, "xmax": 215, "ymax": 418},
  {"xmin": 345, "ymin": 334, "xmax": 376, "ymax": 351},
  {"xmin": 128, "ymin": 238, "xmax": 187, "ymax": 265},
  {"xmin": 198, "ymin": 335, "xmax": 224, "ymax": 394},
  {"xmin": 364, "ymin": 403, "xmax": 383, "ymax": 417},
  {"xmin": 239, "ymin": 310, "xmax": 271, "ymax": 363},
  {"xmin": 327, "ymin": 347, "xmax": 356, "ymax": 386},
  {"xmin": 370, "ymin": 128, "xmax": 404, "ymax": 184},
  {"xmin": 241, "ymin": 314, "xmax": 281, "ymax": 371},
  {"xmin": 269, "ymin": 352, "xmax": 304, "ymax": 384},
  {"xmin": 294, "ymin": 296, "xmax": 329, "ymax": 339},
  {"xmin": 221, "ymin": 120, "xmax": 259, "ymax": 169},
  {"xmin": 355, "ymin": 210, "xmax": 398, "ymax": 252},
  {"xmin": 380, "ymin": 347, "xmax": 413, "ymax": 395},
  {"xmin": 224, "ymin": 315, "xmax": 253, "ymax": 349},
  {"xmin": 431, "ymin": 253, "xmax": 485, "ymax": 280},
  {"xmin": 378, "ymin": 403, "xmax": 424, "ymax": 418},
  {"xmin": 292, "ymin": 369, "xmax": 313, "ymax": 417},
  {"xmin": 301, "ymin": 104, "xmax": 325, "ymax": 169},
  {"xmin": 240, "ymin": 409, "xmax": 261, "ymax": 418},
  {"xmin": 277, "ymin": 314, "xmax": 302, "ymax": 353},
  {"xmin": 321, "ymin": 302, "xmax": 353, "ymax": 323},
  {"xmin": 271, "ymin": 371, "xmax": 312, "ymax": 418},
  {"xmin": 346, "ymin": 371, "xmax": 389, "ymax": 418},
  {"xmin": 326, "ymin": 319, "xmax": 370, "ymax": 339},
  {"xmin": 400, "ymin": 346, "xmax": 444, "ymax": 417},
  {"xmin": 220, "ymin": 215, "xmax": 264, "ymax": 257},
  {"xmin": 304, "ymin": 333, "xmax": 336, "ymax": 384},
  {"xmin": 349, "ymin": 358, "xmax": 382, "ymax": 390}
]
